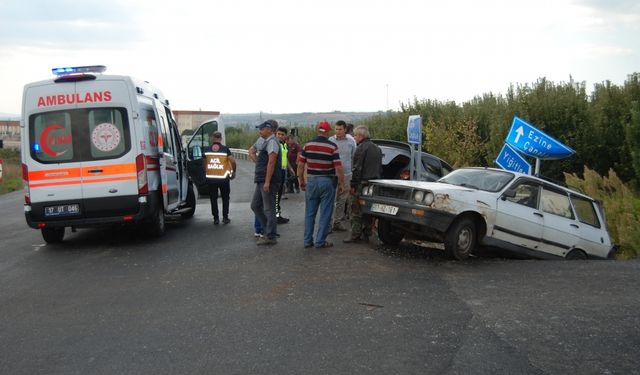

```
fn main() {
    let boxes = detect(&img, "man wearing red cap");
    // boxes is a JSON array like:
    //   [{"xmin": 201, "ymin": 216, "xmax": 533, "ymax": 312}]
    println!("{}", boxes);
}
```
[{"xmin": 297, "ymin": 121, "xmax": 345, "ymax": 248}]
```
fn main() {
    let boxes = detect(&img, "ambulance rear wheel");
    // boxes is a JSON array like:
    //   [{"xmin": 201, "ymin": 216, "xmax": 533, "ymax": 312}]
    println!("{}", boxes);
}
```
[
  {"xmin": 147, "ymin": 204, "xmax": 166, "ymax": 237},
  {"xmin": 181, "ymin": 183, "xmax": 196, "ymax": 219},
  {"xmin": 42, "ymin": 227, "xmax": 65, "ymax": 243}
]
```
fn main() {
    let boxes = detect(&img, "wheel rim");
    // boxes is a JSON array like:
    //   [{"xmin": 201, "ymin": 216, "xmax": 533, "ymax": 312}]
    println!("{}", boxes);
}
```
[{"xmin": 457, "ymin": 227, "xmax": 472, "ymax": 253}]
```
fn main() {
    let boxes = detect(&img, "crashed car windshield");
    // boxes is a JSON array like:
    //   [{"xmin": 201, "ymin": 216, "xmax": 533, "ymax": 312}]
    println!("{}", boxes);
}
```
[{"xmin": 438, "ymin": 168, "xmax": 515, "ymax": 192}]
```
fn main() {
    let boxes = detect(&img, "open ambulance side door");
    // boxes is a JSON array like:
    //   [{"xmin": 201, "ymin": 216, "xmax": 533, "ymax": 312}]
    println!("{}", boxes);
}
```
[{"xmin": 154, "ymin": 100, "xmax": 180, "ymax": 211}]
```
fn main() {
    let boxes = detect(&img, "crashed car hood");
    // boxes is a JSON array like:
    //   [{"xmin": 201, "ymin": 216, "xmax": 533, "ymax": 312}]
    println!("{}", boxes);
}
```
[
  {"xmin": 371, "ymin": 179, "xmax": 474, "ymax": 193},
  {"xmin": 371, "ymin": 179, "xmax": 498, "ymax": 207}
]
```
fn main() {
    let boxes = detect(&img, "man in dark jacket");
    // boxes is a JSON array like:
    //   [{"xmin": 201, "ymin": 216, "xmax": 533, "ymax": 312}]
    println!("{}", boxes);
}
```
[
  {"xmin": 204, "ymin": 131, "xmax": 236, "ymax": 225},
  {"xmin": 344, "ymin": 125, "xmax": 382, "ymax": 243},
  {"xmin": 249, "ymin": 120, "xmax": 281, "ymax": 245}
]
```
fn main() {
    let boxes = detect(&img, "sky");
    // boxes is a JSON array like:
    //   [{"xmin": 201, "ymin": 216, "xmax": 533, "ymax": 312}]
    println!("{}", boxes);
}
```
[{"xmin": 0, "ymin": 0, "xmax": 638, "ymax": 116}]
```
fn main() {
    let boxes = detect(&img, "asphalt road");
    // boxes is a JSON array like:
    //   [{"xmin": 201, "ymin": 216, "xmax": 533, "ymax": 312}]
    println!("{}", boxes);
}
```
[{"xmin": 1, "ymin": 160, "xmax": 639, "ymax": 375}]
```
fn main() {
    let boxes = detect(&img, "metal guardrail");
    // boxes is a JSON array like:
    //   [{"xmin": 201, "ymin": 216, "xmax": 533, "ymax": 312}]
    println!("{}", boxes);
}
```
[{"xmin": 230, "ymin": 148, "xmax": 249, "ymax": 160}]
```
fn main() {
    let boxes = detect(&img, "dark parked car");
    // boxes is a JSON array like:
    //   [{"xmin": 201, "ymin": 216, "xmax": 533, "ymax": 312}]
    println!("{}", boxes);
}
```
[{"xmin": 373, "ymin": 139, "xmax": 453, "ymax": 181}]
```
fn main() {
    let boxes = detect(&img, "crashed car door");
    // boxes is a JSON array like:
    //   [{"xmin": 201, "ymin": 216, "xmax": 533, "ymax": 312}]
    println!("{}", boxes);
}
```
[
  {"xmin": 539, "ymin": 187, "xmax": 580, "ymax": 257},
  {"xmin": 493, "ymin": 181, "xmax": 543, "ymax": 251}
]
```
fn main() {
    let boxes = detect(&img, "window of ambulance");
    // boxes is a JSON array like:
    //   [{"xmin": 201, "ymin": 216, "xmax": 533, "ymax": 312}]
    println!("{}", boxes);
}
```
[
  {"xmin": 30, "ymin": 111, "xmax": 74, "ymax": 162},
  {"xmin": 141, "ymin": 107, "xmax": 159, "ymax": 153},
  {"xmin": 89, "ymin": 109, "xmax": 128, "ymax": 159},
  {"xmin": 30, "ymin": 108, "xmax": 131, "ymax": 163},
  {"xmin": 187, "ymin": 121, "xmax": 218, "ymax": 160},
  {"xmin": 186, "ymin": 121, "xmax": 219, "ymax": 190}
]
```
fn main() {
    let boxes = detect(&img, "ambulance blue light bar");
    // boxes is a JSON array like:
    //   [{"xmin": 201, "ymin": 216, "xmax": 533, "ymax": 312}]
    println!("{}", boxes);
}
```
[{"xmin": 52, "ymin": 65, "xmax": 107, "ymax": 76}]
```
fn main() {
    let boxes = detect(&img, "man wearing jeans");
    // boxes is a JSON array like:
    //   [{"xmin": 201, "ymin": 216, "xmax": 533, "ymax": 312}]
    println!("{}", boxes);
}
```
[
  {"xmin": 249, "ymin": 120, "xmax": 281, "ymax": 246},
  {"xmin": 297, "ymin": 121, "xmax": 345, "ymax": 248},
  {"xmin": 329, "ymin": 120, "xmax": 356, "ymax": 232}
]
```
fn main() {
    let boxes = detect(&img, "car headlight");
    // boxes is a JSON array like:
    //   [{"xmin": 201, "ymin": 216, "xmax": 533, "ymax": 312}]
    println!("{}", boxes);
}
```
[
  {"xmin": 362, "ymin": 185, "xmax": 374, "ymax": 196},
  {"xmin": 423, "ymin": 192, "xmax": 434, "ymax": 205},
  {"xmin": 414, "ymin": 190, "xmax": 424, "ymax": 202}
]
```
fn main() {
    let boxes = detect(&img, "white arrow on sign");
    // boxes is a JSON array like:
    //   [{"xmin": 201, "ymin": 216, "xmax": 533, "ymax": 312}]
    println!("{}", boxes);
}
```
[{"xmin": 514, "ymin": 126, "xmax": 524, "ymax": 143}]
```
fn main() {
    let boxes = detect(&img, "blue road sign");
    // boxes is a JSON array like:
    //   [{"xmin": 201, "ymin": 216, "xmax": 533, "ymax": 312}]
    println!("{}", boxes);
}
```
[
  {"xmin": 505, "ymin": 116, "xmax": 575, "ymax": 159},
  {"xmin": 407, "ymin": 115, "xmax": 422, "ymax": 145},
  {"xmin": 496, "ymin": 143, "xmax": 532, "ymax": 174}
]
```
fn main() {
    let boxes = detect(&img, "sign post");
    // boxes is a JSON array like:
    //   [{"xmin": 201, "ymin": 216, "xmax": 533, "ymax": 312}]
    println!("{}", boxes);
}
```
[{"xmin": 407, "ymin": 115, "xmax": 422, "ymax": 180}]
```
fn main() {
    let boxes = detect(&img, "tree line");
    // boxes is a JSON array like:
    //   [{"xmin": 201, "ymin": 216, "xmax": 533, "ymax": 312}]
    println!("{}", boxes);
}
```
[{"xmin": 361, "ymin": 73, "xmax": 640, "ymax": 189}]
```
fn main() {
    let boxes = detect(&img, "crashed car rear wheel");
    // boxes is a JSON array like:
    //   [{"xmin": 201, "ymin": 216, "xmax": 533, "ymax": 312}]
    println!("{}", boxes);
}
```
[
  {"xmin": 566, "ymin": 249, "xmax": 588, "ymax": 260},
  {"xmin": 444, "ymin": 217, "xmax": 476, "ymax": 260}
]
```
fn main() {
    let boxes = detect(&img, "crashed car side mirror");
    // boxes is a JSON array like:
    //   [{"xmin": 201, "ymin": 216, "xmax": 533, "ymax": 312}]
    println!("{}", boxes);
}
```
[{"xmin": 501, "ymin": 188, "xmax": 516, "ymax": 200}]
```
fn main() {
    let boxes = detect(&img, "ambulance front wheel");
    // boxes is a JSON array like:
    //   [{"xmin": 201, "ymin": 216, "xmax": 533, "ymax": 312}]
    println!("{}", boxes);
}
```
[
  {"xmin": 42, "ymin": 227, "xmax": 65, "ymax": 243},
  {"xmin": 181, "ymin": 183, "xmax": 196, "ymax": 219}
]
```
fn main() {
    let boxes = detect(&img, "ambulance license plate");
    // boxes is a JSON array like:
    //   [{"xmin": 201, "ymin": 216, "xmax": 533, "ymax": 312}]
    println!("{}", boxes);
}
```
[
  {"xmin": 371, "ymin": 203, "xmax": 398, "ymax": 215},
  {"xmin": 44, "ymin": 204, "xmax": 80, "ymax": 217}
]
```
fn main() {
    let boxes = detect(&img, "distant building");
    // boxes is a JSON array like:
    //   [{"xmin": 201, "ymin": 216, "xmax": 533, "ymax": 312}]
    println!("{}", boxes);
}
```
[
  {"xmin": 0, "ymin": 119, "xmax": 20, "ymax": 137},
  {"xmin": 173, "ymin": 110, "xmax": 220, "ymax": 135}
]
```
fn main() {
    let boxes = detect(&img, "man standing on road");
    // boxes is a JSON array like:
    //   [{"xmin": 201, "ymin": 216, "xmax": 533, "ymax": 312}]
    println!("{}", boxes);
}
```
[
  {"xmin": 275, "ymin": 127, "xmax": 291, "ymax": 224},
  {"xmin": 249, "ymin": 120, "xmax": 281, "ymax": 246},
  {"xmin": 286, "ymin": 134, "xmax": 301, "ymax": 193},
  {"xmin": 329, "ymin": 120, "xmax": 356, "ymax": 232},
  {"xmin": 298, "ymin": 121, "xmax": 345, "ymax": 248},
  {"xmin": 204, "ymin": 131, "xmax": 236, "ymax": 225},
  {"xmin": 344, "ymin": 126, "xmax": 381, "ymax": 243}
]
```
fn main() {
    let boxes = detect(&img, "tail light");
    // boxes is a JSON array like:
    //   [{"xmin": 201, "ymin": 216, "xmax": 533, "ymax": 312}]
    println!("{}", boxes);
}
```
[
  {"xmin": 22, "ymin": 163, "xmax": 31, "ymax": 204},
  {"xmin": 136, "ymin": 154, "xmax": 148, "ymax": 195}
]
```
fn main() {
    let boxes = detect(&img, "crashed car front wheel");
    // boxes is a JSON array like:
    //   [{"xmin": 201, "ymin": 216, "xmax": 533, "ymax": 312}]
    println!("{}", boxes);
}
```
[
  {"xmin": 377, "ymin": 218, "xmax": 405, "ymax": 245},
  {"xmin": 444, "ymin": 217, "xmax": 476, "ymax": 260}
]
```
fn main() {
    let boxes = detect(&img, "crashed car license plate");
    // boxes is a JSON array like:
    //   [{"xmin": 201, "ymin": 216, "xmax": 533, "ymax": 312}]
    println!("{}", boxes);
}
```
[
  {"xmin": 44, "ymin": 204, "xmax": 80, "ymax": 217},
  {"xmin": 371, "ymin": 203, "xmax": 398, "ymax": 215}
]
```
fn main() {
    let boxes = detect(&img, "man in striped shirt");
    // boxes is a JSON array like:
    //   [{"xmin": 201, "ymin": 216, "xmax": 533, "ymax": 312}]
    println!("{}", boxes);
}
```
[{"xmin": 297, "ymin": 121, "xmax": 346, "ymax": 248}]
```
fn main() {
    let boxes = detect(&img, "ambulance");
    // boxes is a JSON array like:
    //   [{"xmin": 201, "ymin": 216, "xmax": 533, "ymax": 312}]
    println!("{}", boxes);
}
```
[{"xmin": 21, "ymin": 65, "xmax": 196, "ymax": 243}]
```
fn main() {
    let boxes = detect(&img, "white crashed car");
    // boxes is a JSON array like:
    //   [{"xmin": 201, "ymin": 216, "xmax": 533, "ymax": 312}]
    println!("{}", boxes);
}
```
[{"xmin": 360, "ymin": 167, "xmax": 616, "ymax": 260}]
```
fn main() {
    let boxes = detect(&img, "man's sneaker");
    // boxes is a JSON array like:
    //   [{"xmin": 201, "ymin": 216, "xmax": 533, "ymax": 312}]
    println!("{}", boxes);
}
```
[
  {"xmin": 254, "ymin": 232, "xmax": 264, "ymax": 238},
  {"xmin": 222, "ymin": 218, "xmax": 231, "ymax": 224},
  {"xmin": 213, "ymin": 218, "xmax": 220, "ymax": 225},
  {"xmin": 256, "ymin": 237, "xmax": 277, "ymax": 246},
  {"xmin": 277, "ymin": 216, "xmax": 290, "ymax": 224}
]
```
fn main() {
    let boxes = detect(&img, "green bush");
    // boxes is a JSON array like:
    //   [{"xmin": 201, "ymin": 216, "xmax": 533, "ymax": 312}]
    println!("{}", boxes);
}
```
[
  {"xmin": 1, "ymin": 178, "xmax": 21, "ymax": 193},
  {"xmin": 564, "ymin": 167, "xmax": 640, "ymax": 259}
]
